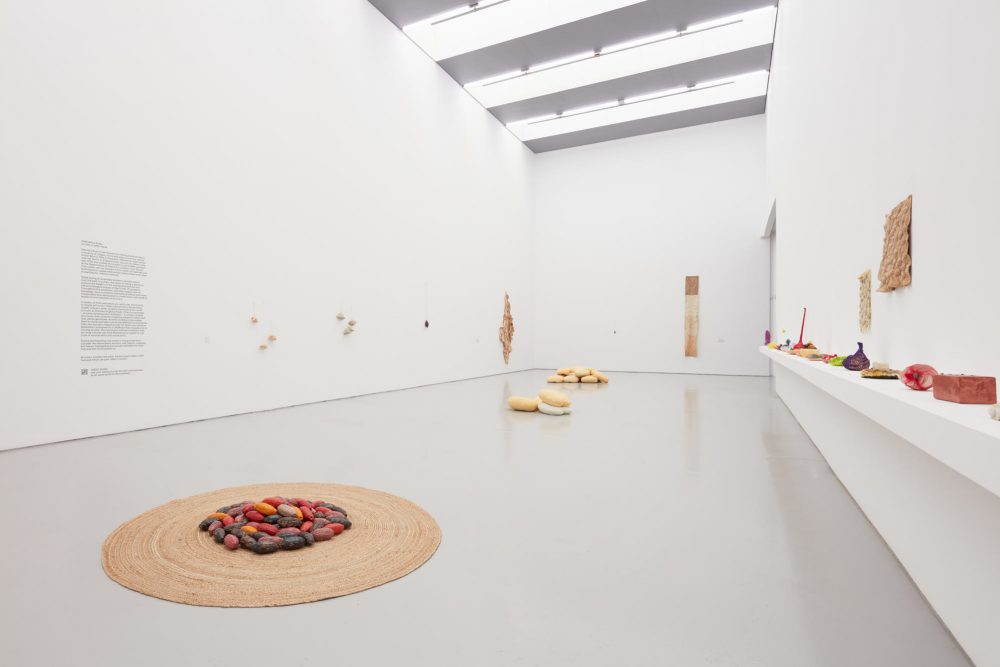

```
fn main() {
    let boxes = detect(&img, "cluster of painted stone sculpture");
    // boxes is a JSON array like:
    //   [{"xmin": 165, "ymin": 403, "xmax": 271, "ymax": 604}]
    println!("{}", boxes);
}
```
[{"xmin": 198, "ymin": 496, "xmax": 351, "ymax": 554}]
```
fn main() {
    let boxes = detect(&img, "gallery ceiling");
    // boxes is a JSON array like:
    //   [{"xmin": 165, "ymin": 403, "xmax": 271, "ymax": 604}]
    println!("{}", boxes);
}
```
[{"xmin": 368, "ymin": 0, "xmax": 778, "ymax": 152}]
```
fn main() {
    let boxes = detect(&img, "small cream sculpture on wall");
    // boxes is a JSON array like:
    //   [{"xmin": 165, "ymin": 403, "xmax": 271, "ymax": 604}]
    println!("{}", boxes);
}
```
[
  {"xmin": 877, "ymin": 195, "xmax": 913, "ymax": 292},
  {"xmin": 499, "ymin": 293, "xmax": 515, "ymax": 364},
  {"xmin": 338, "ymin": 310, "xmax": 357, "ymax": 335},
  {"xmin": 858, "ymin": 270, "xmax": 872, "ymax": 333},
  {"xmin": 250, "ymin": 306, "xmax": 277, "ymax": 350}
]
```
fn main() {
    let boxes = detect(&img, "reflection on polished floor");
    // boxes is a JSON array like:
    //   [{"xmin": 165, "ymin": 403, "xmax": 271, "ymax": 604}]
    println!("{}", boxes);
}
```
[{"xmin": 0, "ymin": 371, "xmax": 970, "ymax": 666}]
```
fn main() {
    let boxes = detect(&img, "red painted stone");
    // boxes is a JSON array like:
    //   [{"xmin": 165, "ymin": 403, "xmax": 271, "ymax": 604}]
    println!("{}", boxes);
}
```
[
  {"xmin": 223, "ymin": 534, "xmax": 239, "ymax": 550},
  {"xmin": 300, "ymin": 506, "xmax": 315, "ymax": 521},
  {"xmin": 932, "ymin": 374, "xmax": 997, "ymax": 404},
  {"xmin": 300, "ymin": 521, "xmax": 313, "ymax": 533},
  {"xmin": 312, "ymin": 527, "xmax": 334, "ymax": 541},
  {"xmin": 330, "ymin": 523, "xmax": 344, "ymax": 535},
  {"xmin": 256, "ymin": 524, "xmax": 278, "ymax": 536},
  {"xmin": 245, "ymin": 510, "xmax": 265, "ymax": 523}
]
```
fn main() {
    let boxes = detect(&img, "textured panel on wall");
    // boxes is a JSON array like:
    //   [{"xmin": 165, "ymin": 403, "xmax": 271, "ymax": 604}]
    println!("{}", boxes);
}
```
[
  {"xmin": 858, "ymin": 269, "xmax": 872, "ymax": 333},
  {"xmin": 685, "ymin": 276, "xmax": 699, "ymax": 357},
  {"xmin": 878, "ymin": 195, "xmax": 912, "ymax": 292},
  {"xmin": 499, "ymin": 292, "xmax": 514, "ymax": 364}
]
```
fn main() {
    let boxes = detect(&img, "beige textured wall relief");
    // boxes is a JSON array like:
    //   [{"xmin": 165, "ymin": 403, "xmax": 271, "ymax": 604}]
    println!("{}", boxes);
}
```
[
  {"xmin": 858, "ymin": 270, "xmax": 872, "ymax": 333},
  {"xmin": 877, "ymin": 195, "xmax": 912, "ymax": 292},
  {"xmin": 684, "ymin": 276, "xmax": 699, "ymax": 358},
  {"xmin": 498, "ymin": 292, "xmax": 514, "ymax": 364}
]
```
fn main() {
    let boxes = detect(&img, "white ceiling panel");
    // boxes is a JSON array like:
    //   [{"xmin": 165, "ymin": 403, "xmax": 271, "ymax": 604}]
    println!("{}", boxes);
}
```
[
  {"xmin": 466, "ymin": 6, "xmax": 775, "ymax": 109},
  {"xmin": 403, "ymin": 0, "xmax": 647, "ymax": 61},
  {"xmin": 367, "ymin": 0, "xmax": 779, "ymax": 152},
  {"xmin": 507, "ymin": 70, "xmax": 768, "ymax": 141}
]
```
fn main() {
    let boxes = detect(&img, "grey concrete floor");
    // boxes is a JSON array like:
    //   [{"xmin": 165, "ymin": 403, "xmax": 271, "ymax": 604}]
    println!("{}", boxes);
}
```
[{"xmin": 0, "ymin": 371, "xmax": 971, "ymax": 666}]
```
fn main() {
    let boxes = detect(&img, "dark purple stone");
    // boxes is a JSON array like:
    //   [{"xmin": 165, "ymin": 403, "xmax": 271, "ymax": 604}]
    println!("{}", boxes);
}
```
[{"xmin": 842, "ymin": 342, "xmax": 870, "ymax": 371}]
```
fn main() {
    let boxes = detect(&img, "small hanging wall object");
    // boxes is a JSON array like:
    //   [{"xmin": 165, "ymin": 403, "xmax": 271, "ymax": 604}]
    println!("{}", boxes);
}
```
[
  {"xmin": 267, "ymin": 335, "xmax": 277, "ymax": 342},
  {"xmin": 424, "ymin": 320, "xmax": 429, "ymax": 328},
  {"xmin": 343, "ymin": 325, "xmax": 353, "ymax": 335},
  {"xmin": 348, "ymin": 320, "xmax": 357, "ymax": 327},
  {"xmin": 336, "ymin": 312, "xmax": 346, "ymax": 321},
  {"xmin": 259, "ymin": 343, "xmax": 268, "ymax": 350},
  {"xmin": 250, "ymin": 315, "xmax": 258, "ymax": 324}
]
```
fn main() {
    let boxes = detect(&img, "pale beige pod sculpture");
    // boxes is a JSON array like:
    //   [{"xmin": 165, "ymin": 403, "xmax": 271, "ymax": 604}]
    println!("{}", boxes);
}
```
[
  {"xmin": 581, "ymin": 375, "xmax": 599, "ymax": 383},
  {"xmin": 572, "ymin": 367, "xmax": 590, "ymax": 377},
  {"xmin": 537, "ymin": 402, "xmax": 571, "ymax": 416},
  {"xmin": 547, "ymin": 375, "xmax": 565, "ymax": 383},
  {"xmin": 507, "ymin": 396, "xmax": 539, "ymax": 412},
  {"xmin": 538, "ymin": 389, "xmax": 571, "ymax": 408},
  {"xmin": 259, "ymin": 343, "xmax": 268, "ymax": 350},
  {"xmin": 267, "ymin": 335, "xmax": 277, "ymax": 342},
  {"xmin": 591, "ymin": 370, "xmax": 609, "ymax": 383},
  {"xmin": 562, "ymin": 375, "xmax": 580, "ymax": 383},
  {"xmin": 336, "ymin": 312, "xmax": 346, "ymax": 320},
  {"xmin": 348, "ymin": 320, "xmax": 357, "ymax": 326},
  {"xmin": 556, "ymin": 368, "xmax": 573, "ymax": 376}
]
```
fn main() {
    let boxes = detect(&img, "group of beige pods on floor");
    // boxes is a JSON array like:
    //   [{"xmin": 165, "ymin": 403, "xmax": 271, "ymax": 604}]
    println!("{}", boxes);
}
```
[
  {"xmin": 548, "ymin": 367, "xmax": 609, "ymax": 384},
  {"xmin": 508, "ymin": 390, "xmax": 573, "ymax": 416},
  {"xmin": 508, "ymin": 367, "xmax": 609, "ymax": 416}
]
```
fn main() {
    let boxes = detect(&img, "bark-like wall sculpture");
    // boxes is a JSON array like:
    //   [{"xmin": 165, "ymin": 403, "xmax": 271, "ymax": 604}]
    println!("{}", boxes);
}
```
[
  {"xmin": 858, "ymin": 270, "xmax": 872, "ymax": 333},
  {"xmin": 499, "ymin": 292, "xmax": 514, "ymax": 364},
  {"xmin": 684, "ymin": 276, "xmax": 699, "ymax": 358},
  {"xmin": 877, "ymin": 195, "xmax": 912, "ymax": 292}
]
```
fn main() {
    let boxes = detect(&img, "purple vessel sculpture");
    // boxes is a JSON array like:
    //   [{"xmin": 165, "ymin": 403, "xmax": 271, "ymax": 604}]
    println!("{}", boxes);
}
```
[
  {"xmin": 842, "ymin": 342, "xmax": 870, "ymax": 371},
  {"xmin": 765, "ymin": 329, "xmax": 771, "ymax": 345}
]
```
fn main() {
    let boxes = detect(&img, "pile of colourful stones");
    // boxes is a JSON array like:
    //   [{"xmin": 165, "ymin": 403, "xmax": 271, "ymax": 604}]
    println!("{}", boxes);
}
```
[{"xmin": 198, "ymin": 496, "xmax": 351, "ymax": 554}]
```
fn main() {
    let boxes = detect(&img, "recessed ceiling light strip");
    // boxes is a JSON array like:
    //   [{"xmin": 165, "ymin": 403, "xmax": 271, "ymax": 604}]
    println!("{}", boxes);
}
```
[
  {"xmin": 429, "ymin": 0, "xmax": 512, "ymax": 26},
  {"xmin": 519, "ymin": 80, "xmax": 735, "ymax": 127},
  {"xmin": 466, "ymin": 6, "xmax": 773, "ymax": 90}
]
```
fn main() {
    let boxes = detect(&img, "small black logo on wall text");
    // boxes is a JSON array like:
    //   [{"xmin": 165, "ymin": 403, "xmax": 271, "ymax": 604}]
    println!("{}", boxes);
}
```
[{"xmin": 81, "ymin": 369, "xmax": 88, "ymax": 375}]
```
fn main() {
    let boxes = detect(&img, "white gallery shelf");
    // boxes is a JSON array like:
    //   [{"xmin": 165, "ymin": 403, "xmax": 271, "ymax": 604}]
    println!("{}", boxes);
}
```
[{"xmin": 761, "ymin": 346, "xmax": 1000, "ymax": 498}]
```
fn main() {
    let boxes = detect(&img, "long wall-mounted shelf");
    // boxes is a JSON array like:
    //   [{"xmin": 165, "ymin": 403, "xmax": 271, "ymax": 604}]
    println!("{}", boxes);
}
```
[{"xmin": 762, "ymin": 347, "xmax": 1000, "ymax": 497}]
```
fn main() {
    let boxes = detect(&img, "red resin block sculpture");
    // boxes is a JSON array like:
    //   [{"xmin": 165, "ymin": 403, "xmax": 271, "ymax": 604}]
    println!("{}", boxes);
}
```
[{"xmin": 932, "ymin": 375, "xmax": 997, "ymax": 405}]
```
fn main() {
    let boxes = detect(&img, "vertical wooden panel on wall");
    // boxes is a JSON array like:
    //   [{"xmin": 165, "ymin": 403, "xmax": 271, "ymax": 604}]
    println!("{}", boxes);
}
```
[{"xmin": 685, "ymin": 276, "xmax": 699, "ymax": 357}]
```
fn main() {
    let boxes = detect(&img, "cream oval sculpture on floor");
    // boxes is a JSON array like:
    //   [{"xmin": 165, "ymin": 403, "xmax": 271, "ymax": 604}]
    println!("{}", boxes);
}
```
[
  {"xmin": 102, "ymin": 482, "xmax": 440, "ymax": 608},
  {"xmin": 537, "ymin": 402, "xmax": 571, "ymax": 416}
]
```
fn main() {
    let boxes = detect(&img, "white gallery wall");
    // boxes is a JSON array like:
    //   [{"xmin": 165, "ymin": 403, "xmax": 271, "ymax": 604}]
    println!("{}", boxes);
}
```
[
  {"xmin": 767, "ymin": 0, "xmax": 1000, "ymax": 380},
  {"xmin": 0, "ymin": 0, "xmax": 536, "ymax": 450},
  {"xmin": 533, "ymin": 116, "xmax": 770, "ymax": 376},
  {"xmin": 767, "ymin": 2, "xmax": 1000, "ymax": 665}
]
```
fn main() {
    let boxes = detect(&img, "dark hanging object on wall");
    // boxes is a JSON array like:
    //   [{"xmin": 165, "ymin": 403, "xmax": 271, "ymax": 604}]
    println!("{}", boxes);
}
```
[
  {"xmin": 842, "ymin": 342, "xmax": 871, "ymax": 371},
  {"xmin": 424, "ymin": 320, "xmax": 429, "ymax": 328}
]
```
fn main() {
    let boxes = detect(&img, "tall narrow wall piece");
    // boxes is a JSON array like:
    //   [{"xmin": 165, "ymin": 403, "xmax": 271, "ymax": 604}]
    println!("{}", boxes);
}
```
[
  {"xmin": 684, "ymin": 276, "xmax": 699, "ymax": 357},
  {"xmin": 499, "ymin": 292, "xmax": 515, "ymax": 364},
  {"xmin": 859, "ymin": 270, "xmax": 872, "ymax": 333},
  {"xmin": 877, "ymin": 195, "xmax": 913, "ymax": 292}
]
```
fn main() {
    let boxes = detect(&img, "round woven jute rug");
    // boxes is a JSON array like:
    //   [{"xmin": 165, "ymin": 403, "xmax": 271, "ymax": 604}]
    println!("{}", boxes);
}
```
[{"xmin": 102, "ymin": 482, "xmax": 441, "ymax": 607}]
